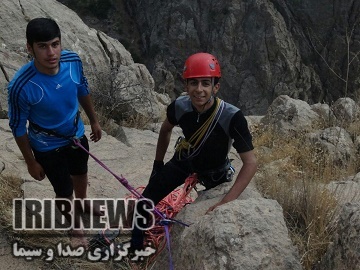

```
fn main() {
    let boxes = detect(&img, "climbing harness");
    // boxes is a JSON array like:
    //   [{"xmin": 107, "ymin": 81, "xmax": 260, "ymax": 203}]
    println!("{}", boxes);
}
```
[
  {"xmin": 175, "ymin": 98, "xmax": 225, "ymax": 160},
  {"xmin": 29, "ymin": 111, "xmax": 81, "ymax": 148},
  {"xmin": 197, "ymin": 158, "xmax": 235, "ymax": 188}
]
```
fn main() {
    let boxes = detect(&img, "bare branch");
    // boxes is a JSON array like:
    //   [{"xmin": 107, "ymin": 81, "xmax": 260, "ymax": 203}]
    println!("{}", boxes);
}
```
[{"xmin": 306, "ymin": 28, "xmax": 346, "ymax": 83}]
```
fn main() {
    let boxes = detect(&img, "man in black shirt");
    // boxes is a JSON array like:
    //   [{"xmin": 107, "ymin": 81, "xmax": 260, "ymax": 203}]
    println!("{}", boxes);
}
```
[{"xmin": 131, "ymin": 52, "xmax": 257, "ymax": 250}]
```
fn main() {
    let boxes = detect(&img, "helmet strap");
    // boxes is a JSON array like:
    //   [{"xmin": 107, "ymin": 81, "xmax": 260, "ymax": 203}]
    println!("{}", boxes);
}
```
[{"xmin": 206, "ymin": 77, "xmax": 215, "ymax": 104}]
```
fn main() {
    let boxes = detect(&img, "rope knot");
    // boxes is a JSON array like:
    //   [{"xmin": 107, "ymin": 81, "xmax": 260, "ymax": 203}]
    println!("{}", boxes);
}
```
[{"xmin": 119, "ymin": 176, "xmax": 128, "ymax": 185}]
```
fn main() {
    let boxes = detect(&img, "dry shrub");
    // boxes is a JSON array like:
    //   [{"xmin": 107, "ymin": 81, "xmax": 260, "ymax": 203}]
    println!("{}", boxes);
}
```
[
  {"xmin": 0, "ymin": 174, "xmax": 23, "ymax": 228},
  {"xmin": 81, "ymin": 102, "xmax": 153, "ymax": 132},
  {"xmin": 253, "ymin": 123, "xmax": 359, "ymax": 270},
  {"xmin": 119, "ymin": 114, "xmax": 153, "ymax": 129}
]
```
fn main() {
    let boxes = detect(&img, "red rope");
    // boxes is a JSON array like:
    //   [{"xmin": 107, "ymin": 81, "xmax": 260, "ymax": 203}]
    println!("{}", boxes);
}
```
[{"xmin": 127, "ymin": 174, "xmax": 198, "ymax": 267}]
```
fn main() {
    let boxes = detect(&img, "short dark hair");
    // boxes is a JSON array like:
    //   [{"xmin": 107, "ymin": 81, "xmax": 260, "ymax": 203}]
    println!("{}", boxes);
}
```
[
  {"xmin": 186, "ymin": 77, "xmax": 221, "ymax": 85},
  {"xmin": 26, "ymin": 18, "xmax": 61, "ymax": 45}
]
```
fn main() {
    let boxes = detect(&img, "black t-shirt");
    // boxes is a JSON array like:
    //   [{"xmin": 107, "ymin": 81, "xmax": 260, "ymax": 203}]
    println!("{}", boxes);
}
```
[{"xmin": 167, "ymin": 96, "xmax": 254, "ymax": 172}]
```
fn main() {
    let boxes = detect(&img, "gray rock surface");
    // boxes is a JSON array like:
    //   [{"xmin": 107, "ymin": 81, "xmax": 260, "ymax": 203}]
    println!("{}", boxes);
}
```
[
  {"xmin": 260, "ymin": 95, "xmax": 320, "ymax": 134},
  {"xmin": 151, "ymin": 188, "xmax": 302, "ymax": 270},
  {"xmin": 317, "ymin": 203, "xmax": 360, "ymax": 270},
  {"xmin": 307, "ymin": 127, "xmax": 356, "ymax": 167}
]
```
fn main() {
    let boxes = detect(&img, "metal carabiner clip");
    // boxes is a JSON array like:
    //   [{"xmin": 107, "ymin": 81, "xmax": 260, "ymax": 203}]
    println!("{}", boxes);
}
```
[{"xmin": 71, "ymin": 136, "xmax": 80, "ymax": 149}]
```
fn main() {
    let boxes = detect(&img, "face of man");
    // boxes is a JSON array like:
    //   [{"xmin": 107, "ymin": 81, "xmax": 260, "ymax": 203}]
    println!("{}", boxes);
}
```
[
  {"xmin": 186, "ymin": 77, "xmax": 220, "ymax": 112},
  {"xmin": 27, "ymin": 37, "xmax": 61, "ymax": 75}
]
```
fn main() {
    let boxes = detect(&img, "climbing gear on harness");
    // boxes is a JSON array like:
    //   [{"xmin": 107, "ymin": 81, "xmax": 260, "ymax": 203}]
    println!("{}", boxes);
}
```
[
  {"xmin": 197, "ymin": 158, "xmax": 235, "ymax": 188},
  {"xmin": 226, "ymin": 165, "xmax": 236, "ymax": 181},
  {"xmin": 174, "ymin": 98, "xmax": 225, "ymax": 160},
  {"xmin": 183, "ymin": 52, "xmax": 221, "ymax": 79},
  {"xmin": 29, "ymin": 111, "xmax": 81, "ymax": 142}
]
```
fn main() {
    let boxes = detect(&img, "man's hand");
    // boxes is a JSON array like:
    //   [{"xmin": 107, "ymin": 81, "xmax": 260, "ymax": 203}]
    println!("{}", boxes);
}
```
[
  {"xmin": 205, "ymin": 150, "xmax": 257, "ymax": 215},
  {"xmin": 90, "ymin": 122, "xmax": 102, "ymax": 142},
  {"xmin": 14, "ymin": 134, "xmax": 45, "ymax": 180},
  {"xmin": 205, "ymin": 201, "xmax": 227, "ymax": 214},
  {"xmin": 27, "ymin": 160, "xmax": 45, "ymax": 181}
]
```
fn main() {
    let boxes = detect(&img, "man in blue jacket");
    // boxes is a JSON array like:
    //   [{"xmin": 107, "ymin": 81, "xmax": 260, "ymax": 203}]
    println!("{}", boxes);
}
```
[{"xmin": 8, "ymin": 17, "xmax": 102, "ymax": 246}]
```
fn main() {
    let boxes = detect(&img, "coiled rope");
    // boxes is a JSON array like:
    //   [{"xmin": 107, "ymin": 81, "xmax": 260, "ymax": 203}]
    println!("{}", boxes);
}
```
[{"xmin": 175, "ymin": 98, "xmax": 224, "ymax": 160}]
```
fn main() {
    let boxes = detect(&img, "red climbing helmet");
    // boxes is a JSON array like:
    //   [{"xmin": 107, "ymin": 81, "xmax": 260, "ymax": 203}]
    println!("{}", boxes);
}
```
[{"xmin": 182, "ymin": 52, "xmax": 221, "ymax": 79}]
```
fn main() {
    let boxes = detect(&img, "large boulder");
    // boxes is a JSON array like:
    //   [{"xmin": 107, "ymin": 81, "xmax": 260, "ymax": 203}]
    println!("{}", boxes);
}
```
[
  {"xmin": 260, "ymin": 95, "xmax": 319, "ymax": 134},
  {"xmin": 310, "ymin": 102, "xmax": 336, "ymax": 127},
  {"xmin": 151, "ymin": 182, "xmax": 302, "ymax": 270},
  {"xmin": 306, "ymin": 127, "xmax": 356, "ymax": 167},
  {"xmin": 326, "ymin": 173, "xmax": 360, "ymax": 205},
  {"xmin": 330, "ymin": 97, "xmax": 360, "ymax": 126}
]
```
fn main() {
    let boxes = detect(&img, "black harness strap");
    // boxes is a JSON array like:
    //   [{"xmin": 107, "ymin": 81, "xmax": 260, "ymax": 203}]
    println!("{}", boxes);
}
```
[
  {"xmin": 29, "ymin": 111, "xmax": 81, "ymax": 140},
  {"xmin": 196, "ymin": 157, "xmax": 235, "ymax": 188}
]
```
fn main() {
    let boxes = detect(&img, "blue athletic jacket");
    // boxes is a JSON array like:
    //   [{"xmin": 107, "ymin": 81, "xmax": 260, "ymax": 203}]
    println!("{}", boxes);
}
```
[{"xmin": 8, "ymin": 50, "xmax": 88, "ymax": 151}]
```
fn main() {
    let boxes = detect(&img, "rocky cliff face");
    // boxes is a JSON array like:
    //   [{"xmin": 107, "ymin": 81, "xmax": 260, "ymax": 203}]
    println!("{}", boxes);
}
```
[
  {"xmin": 57, "ymin": 0, "xmax": 360, "ymax": 115},
  {"xmin": 127, "ymin": 0, "xmax": 360, "ymax": 114}
]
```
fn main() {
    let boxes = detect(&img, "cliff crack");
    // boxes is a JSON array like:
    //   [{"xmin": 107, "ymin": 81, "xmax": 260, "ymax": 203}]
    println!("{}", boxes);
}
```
[
  {"xmin": 96, "ymin": 31, "xmax": 115, "ymax": 67},
  {"xmin": 0, "ymin": 62, "xmax": 10, "ymax": 82},
  {"xmin": 18, "ymin": 0, "xmax": 30, "ymax": 21}
]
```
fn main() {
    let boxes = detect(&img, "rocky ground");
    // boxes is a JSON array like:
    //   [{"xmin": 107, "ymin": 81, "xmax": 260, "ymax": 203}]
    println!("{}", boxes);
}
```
[{"xmin": 0, "ymin": 119, "xmax": 250, "ymax": 269}]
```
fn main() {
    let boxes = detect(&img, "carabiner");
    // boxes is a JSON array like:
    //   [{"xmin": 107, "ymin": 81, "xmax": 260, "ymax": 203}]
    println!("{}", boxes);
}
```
[{"xmin": 72, "ymin": 136, "xmax": 80, "ymax": 149}]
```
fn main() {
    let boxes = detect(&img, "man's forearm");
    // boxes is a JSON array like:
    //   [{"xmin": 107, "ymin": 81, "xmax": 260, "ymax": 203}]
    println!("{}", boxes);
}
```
[
  {"xmin": 221, "ymin": 162, "xmax": 257, "ymax": 203},
  {"xmin": 78, "ymin": 95, "xmax": 99, "ymax": 124},
  {"xmin": 155, "ymin": 131, "xmax": 171, "ymax": 161},
  {"xmin": 154, "ymin": 119, "xmax": 174, "ymax": 161},
  {"xmin": 14, "ymin": 134, "xmax": 37, "ymax": 165},
  {"xmin": 220, "ymin": 150, "xmax": 258, "ymax": 203}
]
